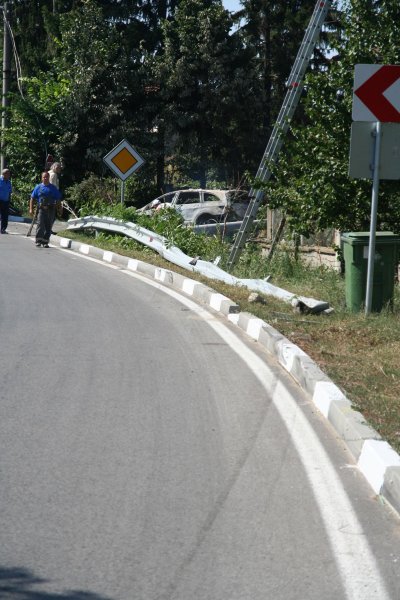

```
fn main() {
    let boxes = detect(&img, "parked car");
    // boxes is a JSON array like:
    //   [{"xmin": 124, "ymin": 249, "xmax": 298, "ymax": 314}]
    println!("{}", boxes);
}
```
[{"xmin": 137, "ymin": 189, "xmax": 249, "ymax": 225}]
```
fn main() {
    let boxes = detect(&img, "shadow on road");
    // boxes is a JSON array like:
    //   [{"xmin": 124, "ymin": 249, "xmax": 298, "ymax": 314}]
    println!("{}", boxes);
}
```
[{"xmin": 0, "ymin": 566, "xmax": 113, "ymax": 600}]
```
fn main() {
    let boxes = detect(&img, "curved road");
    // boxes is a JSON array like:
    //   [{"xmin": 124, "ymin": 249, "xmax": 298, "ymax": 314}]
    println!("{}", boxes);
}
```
[{"xmin": 0, "ymin": 228, "xmax": 399, "ymax": 600}]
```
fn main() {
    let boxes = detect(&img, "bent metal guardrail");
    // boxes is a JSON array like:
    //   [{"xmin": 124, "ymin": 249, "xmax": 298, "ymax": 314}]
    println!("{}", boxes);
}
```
[{"xmin": 66, "ymin": 216, "xmax": 330, "ymax": 314}]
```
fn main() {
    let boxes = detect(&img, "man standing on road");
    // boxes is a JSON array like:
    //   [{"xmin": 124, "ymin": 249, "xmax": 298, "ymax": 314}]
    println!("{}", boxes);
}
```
[
  {"xmin": 29, "ymin": 171, "xmax": 62, "ymax": 248},
  {"xmin": 0, "ymin": 168, "xmax": 12, "ymax": 234}
]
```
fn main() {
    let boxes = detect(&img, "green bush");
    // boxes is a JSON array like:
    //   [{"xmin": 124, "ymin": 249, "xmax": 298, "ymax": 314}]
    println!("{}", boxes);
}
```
[
  {"xmin": 77, "ymin": 199, "xmax": 229, "ymax": 260},
  {"xmin": 64, "ymin": 174, "xmax": 162, "ymax": 215},
  {"xmin": 11, "ymin": 185, "xmax": 32, "ymax": 215},
  {"xmin": 79, "ymin": 199, "xmax": 137, "ymax": 223},
  {"xmin": 124, "ymin": 176, "xmax": 159, "ymax": 208},
  {"xmin": 64, "ymin": 175, "xmax": 119, "ymax": 215}
]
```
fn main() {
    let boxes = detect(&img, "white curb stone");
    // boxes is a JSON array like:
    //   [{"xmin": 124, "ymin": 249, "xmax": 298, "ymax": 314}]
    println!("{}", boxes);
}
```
[
  {"xmin": 313, "ymin": 381, "xmax": 348, "ymax": 418},
  {"xmin": 209, "ymin": 293, "xmax": 227, "ymax": 312},
  {"xmin": 358, "ymin": 440, "xmax": 400, "ymax": 494},
  {"xmin": 127, "ymin": 259, "xmax": 139, "ymax": 271},
  {"xmin": 182, "ymin": 279, "xmax": 200, "ymax": 295},
  {"xmin": 246, "ymin": 318, "xmax": 265, "ymax": 341},
  {"xmin": 103, "ymin": 251, "xmax": 113, "ymax": 263}
]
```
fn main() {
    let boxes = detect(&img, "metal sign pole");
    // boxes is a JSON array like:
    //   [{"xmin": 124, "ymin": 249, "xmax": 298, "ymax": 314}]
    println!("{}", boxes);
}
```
[
  {"xmin": 365, "ymin": 121, "xmax": 382, "ymax": 315},
  {"xmin": 120, "ymin": 179, "xmax": 125, "ymax": 205}
]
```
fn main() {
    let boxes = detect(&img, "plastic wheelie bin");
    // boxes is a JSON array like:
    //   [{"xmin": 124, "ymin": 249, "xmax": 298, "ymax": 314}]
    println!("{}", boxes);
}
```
[{"xmin": 341, "ymin": 231, "xmax": 400, "ymax": 312}]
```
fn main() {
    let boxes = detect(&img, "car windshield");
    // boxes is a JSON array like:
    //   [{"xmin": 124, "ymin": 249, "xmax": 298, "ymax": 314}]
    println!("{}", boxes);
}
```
[{"xmin": 156, "ymin": 192, "xmax": 175, "ymax": 204}]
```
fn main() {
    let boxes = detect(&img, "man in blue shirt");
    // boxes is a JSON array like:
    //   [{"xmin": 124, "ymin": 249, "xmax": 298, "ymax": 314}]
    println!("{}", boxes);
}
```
[
  {"xmin": 29, "ymin": 171, "xmax": 62, "ymax": 247},
  {"xmin": 0, "ymin": 168, "xmax": 12, "ymax": 234}
]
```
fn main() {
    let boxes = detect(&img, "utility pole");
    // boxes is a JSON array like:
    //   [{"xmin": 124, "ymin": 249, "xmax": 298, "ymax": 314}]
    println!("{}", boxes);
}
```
[
  {"xmin": 226, "ymin": 0, "xmax": 332, "ymax": 269},
  {"xmin": 1, "ymin": 1, "xmax": 11, "ymax": 171}
]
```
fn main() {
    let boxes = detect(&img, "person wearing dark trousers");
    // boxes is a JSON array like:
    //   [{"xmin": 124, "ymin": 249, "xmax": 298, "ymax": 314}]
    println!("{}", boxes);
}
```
[
  {"xmin": 29, "ymin": 171, "xmax": 62, "ymax": 247},
  {"xmin": 0, "ymin": 168, "xmax": 12, "ymax": 234}
]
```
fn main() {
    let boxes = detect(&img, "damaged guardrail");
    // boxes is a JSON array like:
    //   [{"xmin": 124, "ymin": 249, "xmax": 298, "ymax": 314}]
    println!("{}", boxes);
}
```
[{"xmin": 66, "ymin": 216, "xmax": 331, "ymax": 314}]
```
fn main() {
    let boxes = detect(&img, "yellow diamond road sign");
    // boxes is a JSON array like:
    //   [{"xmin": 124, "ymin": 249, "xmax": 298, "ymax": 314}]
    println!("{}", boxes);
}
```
[{"xmin": 103, "ymin": 139, "xmax": 145, "ymax": 181}]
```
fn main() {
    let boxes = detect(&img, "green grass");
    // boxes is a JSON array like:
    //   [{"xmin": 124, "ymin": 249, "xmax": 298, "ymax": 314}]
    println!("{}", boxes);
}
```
[{"xmin": 59, "ymin": 228, "xmax": 400, "ymax": 454}]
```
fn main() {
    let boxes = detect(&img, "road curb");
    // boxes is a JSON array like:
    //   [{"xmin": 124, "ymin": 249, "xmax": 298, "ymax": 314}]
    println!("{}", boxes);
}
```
[
  {"xmin": 54, "ymin": 234, "xmax": 400, "ymax": 516},
  {"xmin": 9, "ymin": 216, "xmax": 32, "ymax": 224}
]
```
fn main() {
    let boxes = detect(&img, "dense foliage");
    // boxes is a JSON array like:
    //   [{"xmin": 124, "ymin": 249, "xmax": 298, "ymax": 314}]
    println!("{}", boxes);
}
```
[
  {"xmin": 2, "ymin": 0, "xmax": 400, "ymax": 237},
  {"xmin": 2, "ymin": 1, "xmax": 326, "ymax": 201},
  {"xmin": 268, "ymin": 0, "xmax": 400, "ymax": 236}
]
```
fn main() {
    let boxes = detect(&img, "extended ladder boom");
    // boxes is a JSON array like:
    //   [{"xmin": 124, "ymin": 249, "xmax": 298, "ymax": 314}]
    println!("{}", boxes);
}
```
[{"xmin": 227, "ymin": 0, "xmax": 332, "ymax": 269}]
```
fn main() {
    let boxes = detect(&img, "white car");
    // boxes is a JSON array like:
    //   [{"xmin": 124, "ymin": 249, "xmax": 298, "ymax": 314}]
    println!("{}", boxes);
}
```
[{"xmin": 137, "ymin": 189, "xmax": 248, "ymax": 225}]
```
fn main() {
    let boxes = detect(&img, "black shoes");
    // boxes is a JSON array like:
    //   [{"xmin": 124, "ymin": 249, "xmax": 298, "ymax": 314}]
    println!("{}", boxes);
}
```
[{"xmin": 1, "ymin": 230, "xmax": 7, "ymax": 234}]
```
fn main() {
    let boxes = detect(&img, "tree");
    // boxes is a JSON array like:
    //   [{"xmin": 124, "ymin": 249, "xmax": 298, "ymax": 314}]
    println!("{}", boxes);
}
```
[
  {"xmin": 4, "ymin": 1, "xmax": 126, "ymax": 186},
  {"xmin": 110, "ymin": 0, "xmax": 182, "ymax": 194},
  {"xmin": 154, "ymin": 0, "xmax": 265, "ymax": 187},
  {"xmin": 266, "ymin": 0, "xmax": 400, "ymax": 237},
  {"xmin": 11, "ymin": 1, "xmax": 80, "ymax": 75},
  {"xmin": 239, "ymin": 0, "xmax": 322, "ymax": 138},
  {"xmin": 6, "ymin": 0, "xmax": 185, "ymax": 196}
]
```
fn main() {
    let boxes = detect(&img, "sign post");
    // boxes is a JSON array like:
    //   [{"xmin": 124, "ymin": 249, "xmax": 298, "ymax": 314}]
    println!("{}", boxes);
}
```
[
  {"xmin": 103, "ymin": 139, "xmax": 145, "ymax": 204},
  {"xmin": 350, "ymin": 64, "xmax": 400, "ymax": 315},
  {"xmin": 365, "ymin": 121, "xmax": 382, "ymax": 315}
]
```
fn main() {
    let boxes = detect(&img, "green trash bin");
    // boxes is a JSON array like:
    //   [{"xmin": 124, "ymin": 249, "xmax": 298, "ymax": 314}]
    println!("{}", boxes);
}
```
[{"xmin": 341, "ymin": 231, "xmax": 400, "ymax": 312}]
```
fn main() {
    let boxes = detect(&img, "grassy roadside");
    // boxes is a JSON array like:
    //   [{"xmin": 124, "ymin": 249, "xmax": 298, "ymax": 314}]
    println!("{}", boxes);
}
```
[{"xmin": 59, "ymin": 228, "xmax": 400, "ymax": 454}]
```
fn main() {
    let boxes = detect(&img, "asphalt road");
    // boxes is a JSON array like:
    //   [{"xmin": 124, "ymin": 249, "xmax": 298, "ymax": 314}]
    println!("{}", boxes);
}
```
[{"xmin": 1, "ymin": 227, "xmax": 400, "ymax": 600}]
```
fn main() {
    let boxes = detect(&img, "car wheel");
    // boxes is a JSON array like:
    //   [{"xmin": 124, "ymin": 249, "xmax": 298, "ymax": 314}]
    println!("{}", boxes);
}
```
[{"xmin": 195, "ymin": 214, "xmax": 220, "ymax": 225}]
